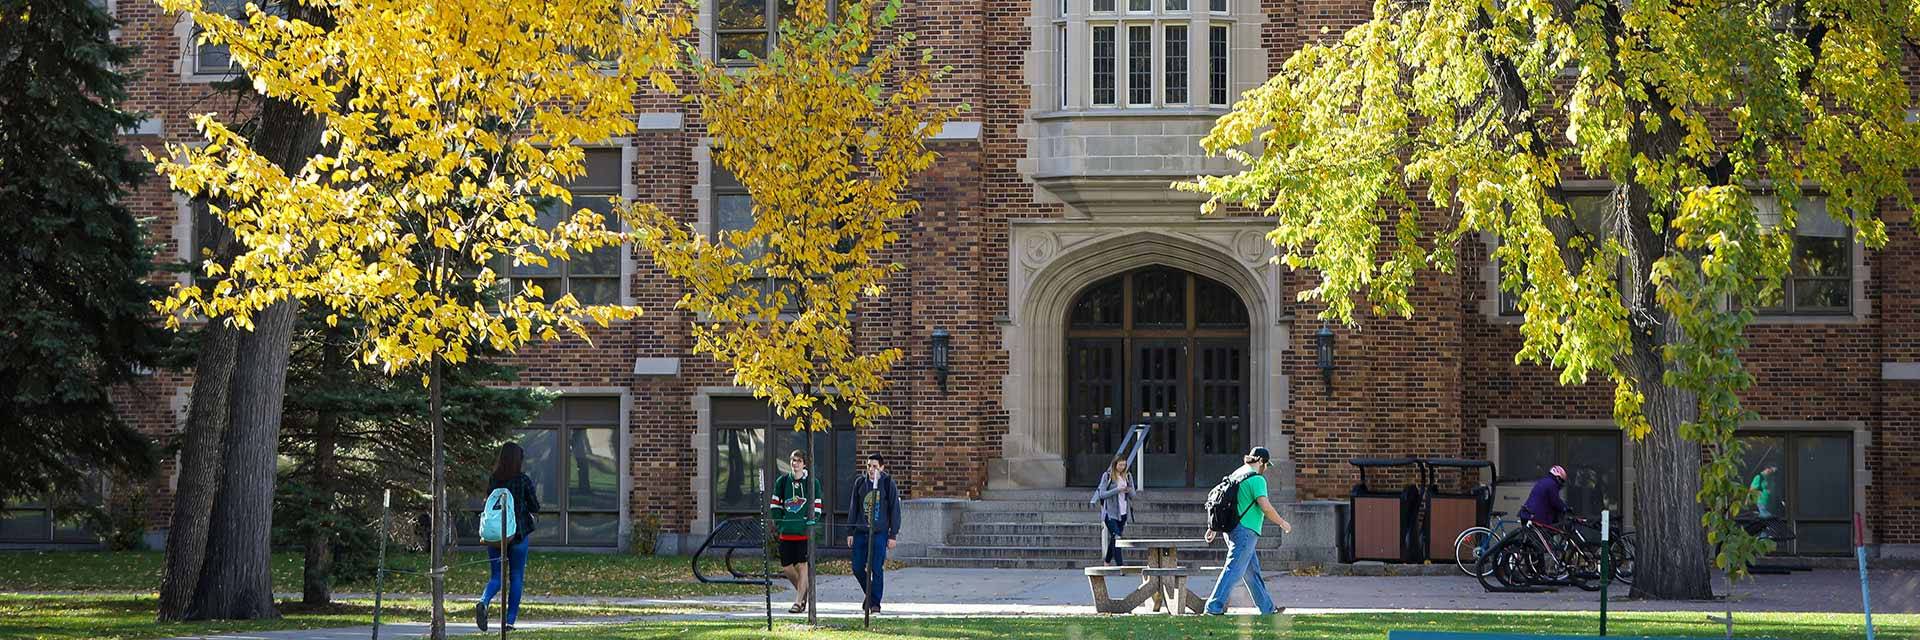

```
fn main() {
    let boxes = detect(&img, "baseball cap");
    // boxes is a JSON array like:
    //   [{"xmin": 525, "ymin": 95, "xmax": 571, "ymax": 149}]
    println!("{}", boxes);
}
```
[{"xmin": 1247, "ymin": 447, "xmax": 1272, "ymax": 463}]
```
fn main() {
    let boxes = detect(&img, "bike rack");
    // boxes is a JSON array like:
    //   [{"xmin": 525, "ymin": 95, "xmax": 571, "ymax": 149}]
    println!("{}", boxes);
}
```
[{"xmin": 692, "ymin": 516, "xmax": 774, "ymax": 585}]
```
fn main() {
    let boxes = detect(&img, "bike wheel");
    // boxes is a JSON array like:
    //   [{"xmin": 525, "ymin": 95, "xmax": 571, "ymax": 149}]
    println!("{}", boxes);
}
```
[
  {"xmin": 1454, "ymin": 527, "xmax": 1495, "ymax": 577},
  {"xmin": 1609, "ymin": 532, "xmax": 1636, "ymax": 586}
]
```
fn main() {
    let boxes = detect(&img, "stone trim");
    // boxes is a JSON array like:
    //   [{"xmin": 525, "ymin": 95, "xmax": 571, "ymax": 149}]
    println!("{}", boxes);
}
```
[
  {"xmin": 995, "ymin": 219, "xmax": 1288, "ymax": 492},
  {"xmin": 1884, "ymin": 363, "xmax": 1920, "ymax": 380}
]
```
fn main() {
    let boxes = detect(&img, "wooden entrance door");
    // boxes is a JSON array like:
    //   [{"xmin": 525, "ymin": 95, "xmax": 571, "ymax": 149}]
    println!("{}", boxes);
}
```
[{"xmin": 1064, "ymin": 267, "xmax": 1251, "ymax": 487}]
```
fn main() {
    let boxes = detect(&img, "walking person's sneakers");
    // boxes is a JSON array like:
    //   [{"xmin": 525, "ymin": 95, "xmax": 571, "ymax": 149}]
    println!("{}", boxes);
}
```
[{"xmin": 475, "ymin": 603, "xmax": 488, "ymax": 631}]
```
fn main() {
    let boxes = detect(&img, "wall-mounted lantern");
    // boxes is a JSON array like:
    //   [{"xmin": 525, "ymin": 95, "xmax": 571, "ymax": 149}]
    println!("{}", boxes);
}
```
[
  {"xmin": 931, "ymin": 329, "xmax": 951, "ymax": 392},
  {"xmin": 1315, "ymin": 325, "xmax": 1336, "ymax": 397}
]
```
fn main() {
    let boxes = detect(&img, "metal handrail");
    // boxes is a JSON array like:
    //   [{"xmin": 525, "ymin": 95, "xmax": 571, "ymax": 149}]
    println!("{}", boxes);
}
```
[{"xmin": 1112, "ymin": 422, "xmax": 1152, "ymax": 484}]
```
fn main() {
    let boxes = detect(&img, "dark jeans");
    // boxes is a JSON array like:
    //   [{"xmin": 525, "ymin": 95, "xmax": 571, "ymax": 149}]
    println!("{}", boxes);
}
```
[
  {"xmin": 1102, "ymin": 515, "xmax": 1129, "ymax": 565},
  {"xmin": 851, "ymin": 531, "xmax": 889, "ymax": 609},
  {"xmin": 481, "ymin": 535, "xmax": 530, "ymax": 624}
]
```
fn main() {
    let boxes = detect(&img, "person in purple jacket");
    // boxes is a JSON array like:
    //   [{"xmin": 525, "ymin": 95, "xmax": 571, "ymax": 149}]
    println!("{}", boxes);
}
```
[{"xmin": 1519, "ymin": 465, "xmax": 1569, "ymax": 525}]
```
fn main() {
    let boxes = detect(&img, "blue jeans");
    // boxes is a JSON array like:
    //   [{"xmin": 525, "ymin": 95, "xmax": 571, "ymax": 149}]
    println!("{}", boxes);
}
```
[
  {"xmin": 1102, "ymin": 515, "xmax": 1128, "ymax": 565},
  {"xmin": 481, "ymin": 535, "xmax": 530, "ymax": 625},
  {"xmin": 1204, "ymin": 525, "xmax": 1274, "ymax": 614},
  {"xmin": 851, "ymin": 531, "xmax": 888, "ymax": 609}
]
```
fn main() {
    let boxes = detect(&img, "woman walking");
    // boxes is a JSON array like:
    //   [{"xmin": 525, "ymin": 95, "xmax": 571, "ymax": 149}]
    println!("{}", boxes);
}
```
[
  {"xmin": 1091, "ymin": 457, "xmax": 1136, "ymax": 565},
  {"xmin": 477, "ymin": 442, "xmax": 539, "ymax": 632},
  {"xmin": 770, "ymin": 449, "xmax": 822, "ymax": 613}
]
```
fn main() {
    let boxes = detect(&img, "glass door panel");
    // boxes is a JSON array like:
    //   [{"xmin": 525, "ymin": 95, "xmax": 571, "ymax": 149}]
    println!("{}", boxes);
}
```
[
  {"xmin": 1067, "ymin": 339, "xmax": 1124, "ymax": 487},
  {"xmin": 1133, "ymin": 340, "xmax": 1186, "ymax": 488}
]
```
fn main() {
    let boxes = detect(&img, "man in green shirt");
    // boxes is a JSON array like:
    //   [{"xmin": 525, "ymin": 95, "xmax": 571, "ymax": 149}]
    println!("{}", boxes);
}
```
[
  {"xmin": 1750, "ymin": 465, "xmax": 1779, "ymax": 520},
  {"xmin": 1202, "ymin": 447, "xmax": 1294, "ymax": 615},
  {"xmin": 769, "ymin": 450, "xmax": 822, "ymax": 614}
]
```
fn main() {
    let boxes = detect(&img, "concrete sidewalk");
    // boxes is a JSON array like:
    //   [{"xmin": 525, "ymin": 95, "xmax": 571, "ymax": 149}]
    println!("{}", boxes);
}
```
[{"xmin": 156, "ymin": 567, "xmax": 1916, "ymax": 639}]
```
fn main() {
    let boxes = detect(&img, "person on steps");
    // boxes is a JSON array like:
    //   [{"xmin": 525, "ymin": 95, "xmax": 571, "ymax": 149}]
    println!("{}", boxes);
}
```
[
  {"xmin": 477, "ymin": 442, "xmax": 539, "ymax": 632},
  {"xmin": 770, "ymin": 449, "xmax": 823, "ymax": 614},
  {"xmin": 1091, "ymin": 457, "xmax": 1137, "ymax": 566},
  {"xmin": 847, "ymin": 453, "xmax": 900, "ymax": 614}
]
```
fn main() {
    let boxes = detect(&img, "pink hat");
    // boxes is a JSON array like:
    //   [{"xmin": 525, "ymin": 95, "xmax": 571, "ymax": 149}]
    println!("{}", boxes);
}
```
[{"xmin": 1549, "ymin": 465, "xmax": 1567, "ymax": 480}]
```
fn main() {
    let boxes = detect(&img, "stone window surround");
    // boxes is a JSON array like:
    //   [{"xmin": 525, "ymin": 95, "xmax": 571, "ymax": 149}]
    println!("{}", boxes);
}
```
[
  {"xmin": 1481, "ymin": 419, "xmax": 1872, "ymax": 542},
  {"xmin": 993, "ymin": 219, "xmax": 1292, "ymax": 491},
  {"xmin": 1045, "ymin": 0, "xmax": 1248, "ymax": 112},
  {"xmin": 690, "ymin": 386, "xmax": 755, "ymax": 538},
  {"xmin": 171, "ymin": 6, "xmax": 250, "ymax": 83},
  {"xmin": 175, "ymin": 142, "xmax": 641, "ymax": 308},
  {"xmin": 1475, "ymin": 181, "xmax": 1872, "ymax": 325}
]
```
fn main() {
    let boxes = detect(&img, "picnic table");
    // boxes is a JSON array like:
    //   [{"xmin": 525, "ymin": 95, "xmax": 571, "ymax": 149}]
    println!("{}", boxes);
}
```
[{"xmin": 1084, "ymin": 538, "xmax": 1212, "ymax": 615}]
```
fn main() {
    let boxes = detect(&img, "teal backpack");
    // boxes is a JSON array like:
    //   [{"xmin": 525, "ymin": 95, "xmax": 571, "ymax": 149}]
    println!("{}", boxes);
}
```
[{"xmin": 479, "ymin": 488, "xmax": 518, "ymax": 543}]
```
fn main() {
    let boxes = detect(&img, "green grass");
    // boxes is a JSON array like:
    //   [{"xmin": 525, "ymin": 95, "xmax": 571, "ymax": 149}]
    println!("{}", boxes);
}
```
[
  {"xmin": 0, "ymin": 593, "xmax": 676, "ymax": 640},
  {"xmin": 0, "ymin": 550, "xmax": 761, "ymax": 598},
  {"xmin": 497, "ymin": 612, "xmax": 1920, "ymax": 640}
]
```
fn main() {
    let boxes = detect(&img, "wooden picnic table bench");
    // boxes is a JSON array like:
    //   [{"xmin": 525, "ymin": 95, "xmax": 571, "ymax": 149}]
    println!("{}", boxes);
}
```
[{"xmin": 1084, "ymin": 538, "xmax": 1213, "ymax": 615}]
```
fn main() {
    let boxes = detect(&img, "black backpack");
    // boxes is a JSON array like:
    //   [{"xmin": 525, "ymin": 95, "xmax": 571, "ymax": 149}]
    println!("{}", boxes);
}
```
[{"xmin": 1204, "ymin": 468, "xmax": 1256, "ymax": 533}]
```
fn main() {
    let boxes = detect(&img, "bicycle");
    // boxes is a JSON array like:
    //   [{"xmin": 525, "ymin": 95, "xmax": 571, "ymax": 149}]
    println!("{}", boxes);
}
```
[{"xmin": 1453, "ymin": 510, "xmax": 1521, "ymax": 577}]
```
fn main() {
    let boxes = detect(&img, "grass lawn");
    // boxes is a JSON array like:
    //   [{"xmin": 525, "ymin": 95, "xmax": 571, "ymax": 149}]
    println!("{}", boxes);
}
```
[
  {"xmin": 0, "ymin": 550, "xmax": 762, "ymax": 598},
  {"xmin": 0, "ymin": 593, "xmax": 677, "ymax": 640},
  {"xmin": 0, "ymin": 545, "xmax": 879, "ymax": 595},
  {"xmin": 498, "ymin": 612, "xmax": 1918, "ymax": 640}
]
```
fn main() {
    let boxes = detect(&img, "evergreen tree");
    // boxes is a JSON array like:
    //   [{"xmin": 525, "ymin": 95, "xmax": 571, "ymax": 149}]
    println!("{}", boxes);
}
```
[
  {"xmin": 272, "ymin": 307, "xmax": 549, "ymax": 605},
  {"xmin": 0, "ymin": 0, "xmax": 161, "ymax": 501}
]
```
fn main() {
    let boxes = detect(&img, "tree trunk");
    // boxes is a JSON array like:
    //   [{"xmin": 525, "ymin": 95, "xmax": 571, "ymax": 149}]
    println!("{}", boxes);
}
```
[
  {"xmin": 192, "ymin": 298, "xmax": 298, "ymax": 620},
  {"xmin": 428, "ymin": 358, "xmax": 448, "ymax": 640},
  {"xmin": 1625, "ymin": 335, "xmax": 1715, "ymax": 600},
  {"xmin": 156, "ymin": 323, "xmax": 239, "ymax": 621},
  {"xmin": 302, "ymin": 330, "xmax": 343, "ymax": 606}
]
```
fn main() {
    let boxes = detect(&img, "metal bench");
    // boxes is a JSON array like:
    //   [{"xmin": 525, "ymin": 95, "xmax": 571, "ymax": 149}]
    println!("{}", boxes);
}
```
[{"xmin": 692, "ymin": 516, "xmax": 773, "ymax": 585}]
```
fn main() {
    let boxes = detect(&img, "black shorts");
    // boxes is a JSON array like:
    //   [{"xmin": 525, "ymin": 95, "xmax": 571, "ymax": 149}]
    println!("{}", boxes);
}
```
[{"xmin": 778, "ymin": 538, "xmax": 809, "ymax": 565}]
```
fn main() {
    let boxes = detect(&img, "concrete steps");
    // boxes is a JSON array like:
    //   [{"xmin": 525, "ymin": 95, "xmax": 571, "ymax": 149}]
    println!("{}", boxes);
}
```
[{"xmin": 897, "ymin": 489, "xmax": 1289, "ymax": 569}]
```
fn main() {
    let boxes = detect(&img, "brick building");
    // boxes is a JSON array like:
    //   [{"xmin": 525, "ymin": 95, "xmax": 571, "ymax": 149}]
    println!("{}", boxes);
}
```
[{"xmin": 8, "ymin": 0, "xmax": 1915, "ymax": 561}]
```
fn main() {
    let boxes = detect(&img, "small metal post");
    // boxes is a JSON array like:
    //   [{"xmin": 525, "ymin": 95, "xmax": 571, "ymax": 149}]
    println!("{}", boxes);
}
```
[
  {"xmin": 1857, "ymin": 513, "xmax": 1876, "ymax": 640},
  {"xmin": 499, "ymin": 530, "xmax": 509, "ymax": 640},
  {"xmin": 1599, "ymin": 510, "xmax": 1609, "ymax": 637},
  {"xmin": 373, "ymin": 489, "xmax": 390, "ymax": 640}
]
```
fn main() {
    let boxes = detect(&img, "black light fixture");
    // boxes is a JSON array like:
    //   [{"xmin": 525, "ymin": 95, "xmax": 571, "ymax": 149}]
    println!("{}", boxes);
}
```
[
  {"xmin": 931, "ymin": 329, "xmax": 951, "ymax": 392},
  {"xmin": 1315, "ymin": 325, "xmax": 1336, "ymax": 397}
]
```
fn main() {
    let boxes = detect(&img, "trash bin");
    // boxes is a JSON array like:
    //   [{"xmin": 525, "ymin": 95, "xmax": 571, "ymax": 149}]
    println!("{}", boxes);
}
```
[
  {"xmin": 1418, "ymin": 458, "xmax": 1494, "ymax": 563},
  {"xmin": 1347, "ymin": 458, "xmax": 1423, "ymax": 563}
]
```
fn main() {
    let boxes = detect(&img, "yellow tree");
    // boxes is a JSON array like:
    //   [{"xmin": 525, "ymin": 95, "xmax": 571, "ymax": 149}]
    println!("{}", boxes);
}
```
[
  {"xmin": 637, "ymin": 0, "xmax": 955, "ymax": 434},
  {"xmin": 149, "ymin": 0, "xmax": 690, "ymax": 633}
]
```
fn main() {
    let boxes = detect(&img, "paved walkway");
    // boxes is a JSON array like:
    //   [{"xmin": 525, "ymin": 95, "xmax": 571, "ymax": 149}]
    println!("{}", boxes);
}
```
[{"xmin": 156, "ymin": 567, "xmax": 1916, "ymax": 639}]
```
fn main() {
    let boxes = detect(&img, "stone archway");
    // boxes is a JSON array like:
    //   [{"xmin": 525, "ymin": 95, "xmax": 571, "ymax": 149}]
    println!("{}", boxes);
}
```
[{"xmin": 992, "ymin": 222, "xmax": 1290, "ymax": 491}]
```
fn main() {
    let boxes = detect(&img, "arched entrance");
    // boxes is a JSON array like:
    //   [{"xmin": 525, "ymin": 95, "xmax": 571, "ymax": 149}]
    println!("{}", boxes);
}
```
[{"xmin": 1065, "ymin": 266, "xmax": 1251, "ymax": 487}]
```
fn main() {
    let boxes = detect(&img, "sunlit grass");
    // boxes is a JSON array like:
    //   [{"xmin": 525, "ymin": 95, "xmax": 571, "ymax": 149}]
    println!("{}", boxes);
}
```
[{"xmin": 0, "ymin": 593, "xmax": 679, "ymax": 640}]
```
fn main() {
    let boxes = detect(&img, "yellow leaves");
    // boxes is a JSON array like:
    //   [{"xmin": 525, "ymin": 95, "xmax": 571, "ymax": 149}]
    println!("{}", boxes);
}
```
[{"xmin": 152, "ymin": 0, "xmax": 685, "ymax": 373}]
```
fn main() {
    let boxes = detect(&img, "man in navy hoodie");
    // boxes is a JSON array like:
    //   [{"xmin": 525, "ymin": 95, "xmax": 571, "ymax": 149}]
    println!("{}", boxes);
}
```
[
  {"xmin": 1520, "ymin": 465, "xmax": 1570, "ymax": 525},
  {"xmin": 847, "ymin": 453, "xmax": 901, "ymax": 614}
]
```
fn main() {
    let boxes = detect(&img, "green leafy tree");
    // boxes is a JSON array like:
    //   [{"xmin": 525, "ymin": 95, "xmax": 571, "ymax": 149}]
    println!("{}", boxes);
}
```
[
  {"xmin": 273, "ymin": 307, "xmax": 549, "ymax": 605},
  {"xmin": 0, "ymin": 0, "xmax": 161, "ymax": 501},
  {"xmin": 1182, "ymin": 0, "xmax": 1918, "ymax": 598}
]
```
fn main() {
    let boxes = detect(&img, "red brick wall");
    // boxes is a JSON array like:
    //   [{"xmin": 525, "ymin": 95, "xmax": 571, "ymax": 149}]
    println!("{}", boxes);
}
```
[{"xmin": 102, "ymin": 0, "xmax": 1919, "ymax": 550}]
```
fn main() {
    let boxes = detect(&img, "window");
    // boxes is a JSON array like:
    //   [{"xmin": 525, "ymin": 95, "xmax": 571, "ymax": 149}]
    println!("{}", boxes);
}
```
[
  {"xmin": 0, "ymin": 498, "xmax": 97, "ymax": 544},
  {"xmin": 711, "ymin": 397, "xmax": 858, "ymax": 544},
  {"xmin": 193, "ymin": 0, "xmax": 272, "ymax": 75},
  {"xmin": 1164, "ymin": 25, "xmax": 1188, "ymax": 104},
  {"xmin": 1207, "ymin": 24, "xmax": 1229, "ymax": 106},
  {"xmin": 1210, "ymin": 0, "xmax": 1228, "ymax": 11},
  {"xmin": 1127, "ymin": 25, "xmax": 1153, "ymax": 105},
  {"xmin": 501, "ymin": 148, "xmax": 624, "ymax": 305},
  {"xmin": 1751, "ymin": 195, "xmax": 1851, "ymax": 316},
  {"xmin": 1058, "ymin": 24, "xmax": 1070, "ymax": 108},
  {"xmin": 1736, "ymin": 432, "xmax": 1853, "ymax": 554},
  {"xmin": 462, "ymin": 397, "xmax": 622, "ymax": 547},
  {"xmin": 1072, "ymin": 0, "xmax": 1217, "ymax": 109},
  {"xmin": 1091, "ymin": 26, "xmax": 1117, "ymax": 105},
  {"xmin": 1498, "ymin": 429, "xmax": 1623, "ymax": 519},
  {"xmin": 715, "ymin": 0, "xmax": 839, "ymax": 62}
]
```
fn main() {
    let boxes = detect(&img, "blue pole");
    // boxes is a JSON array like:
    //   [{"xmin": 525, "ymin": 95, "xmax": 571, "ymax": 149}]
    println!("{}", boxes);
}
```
[{"xmin": 1856, "ymin": 513, "xmax": 1875, "ymax": 640}]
